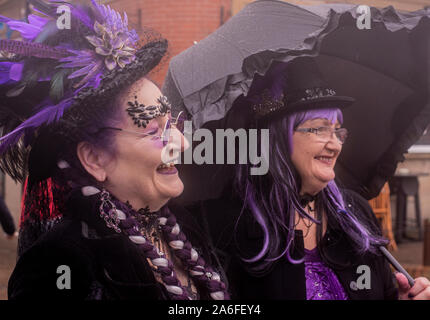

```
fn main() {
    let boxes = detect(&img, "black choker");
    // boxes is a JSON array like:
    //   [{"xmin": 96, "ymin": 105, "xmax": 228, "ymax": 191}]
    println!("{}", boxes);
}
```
[{"xmin": 299, "ymin": 193, "xmax": 317, "ymax": 207}]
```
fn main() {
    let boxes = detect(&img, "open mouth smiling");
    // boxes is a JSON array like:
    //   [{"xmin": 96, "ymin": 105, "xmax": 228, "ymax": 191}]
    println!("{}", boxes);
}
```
[
  {"xmin": 156, "ymin": 162, "xmax": 178, "ymax": 174},
  {"xmin": 314, "ymin": 155, "xmax": 336, "ymax": 166}
]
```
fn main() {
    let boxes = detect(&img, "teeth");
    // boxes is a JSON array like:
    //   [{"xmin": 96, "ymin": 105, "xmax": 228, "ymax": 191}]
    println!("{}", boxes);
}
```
[
  {"xmin": 157, "ymin": 162, "xmax": 175, "ymax": 169},
  {"xmin": 316, "ymin": 157, "xmax": 331, "ymax": 161}
]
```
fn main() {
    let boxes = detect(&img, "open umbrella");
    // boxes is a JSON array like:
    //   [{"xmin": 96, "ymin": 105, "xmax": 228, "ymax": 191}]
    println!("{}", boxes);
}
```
[{"xmin": 163, "ymin": 0, "xmax": 430, "ymax": 202}]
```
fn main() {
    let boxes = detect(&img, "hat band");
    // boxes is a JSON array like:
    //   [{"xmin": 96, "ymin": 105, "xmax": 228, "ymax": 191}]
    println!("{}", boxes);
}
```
[
  {"xmin": 289, "ymin": 87, "xmax": 337, "ymax": 104},
  {"xmin": 252, "ymin": 87, "xmax": 337, "ymax": 118}
]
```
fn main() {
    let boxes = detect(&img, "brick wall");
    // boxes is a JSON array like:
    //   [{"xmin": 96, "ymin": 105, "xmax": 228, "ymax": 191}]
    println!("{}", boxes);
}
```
[
  {"xmin": 109, "ymin": 0, "xmax": 232, "ymax": 86},
  {"xmin": 0, "ymin": 0, "xmax": 26, "ymax": 40}
]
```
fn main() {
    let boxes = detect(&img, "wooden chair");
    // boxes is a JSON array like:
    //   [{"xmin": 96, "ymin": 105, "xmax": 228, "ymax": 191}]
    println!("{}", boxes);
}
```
[{"xmin": 368, "ymin": 183, "xmax": 398, "ymax": 251}]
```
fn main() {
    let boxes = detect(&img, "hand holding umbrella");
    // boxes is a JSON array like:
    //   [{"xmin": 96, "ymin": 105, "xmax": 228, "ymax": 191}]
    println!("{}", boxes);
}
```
[{"xmin": 396, "ymin": 273, "xmax": 430, "ymax": 300}]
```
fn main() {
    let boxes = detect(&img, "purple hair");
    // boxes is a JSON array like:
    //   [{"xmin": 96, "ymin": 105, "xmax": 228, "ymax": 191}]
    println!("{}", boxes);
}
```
[
  {"xmin": 48, "ymin": 90, "xmax": 125, "ymax": 191},
  {"xmin": 234, "ymin": 108, "xmax": 388, "ymax": 273}
]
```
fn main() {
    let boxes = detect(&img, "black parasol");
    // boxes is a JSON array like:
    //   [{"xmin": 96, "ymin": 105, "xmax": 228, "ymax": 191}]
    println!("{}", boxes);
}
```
[{"xmin": 163, "ymin": 0, "xmax": 430, "ymax": 201}]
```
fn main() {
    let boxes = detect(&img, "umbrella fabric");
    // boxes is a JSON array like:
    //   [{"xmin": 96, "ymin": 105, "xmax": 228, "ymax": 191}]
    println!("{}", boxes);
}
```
[
  {"xmin": 164, "ymin": 0, "xmax": 328, "ymax": 124},
  {"xmin": 163, "ymin": 0, "xmax": 430, "ymax": 200}
]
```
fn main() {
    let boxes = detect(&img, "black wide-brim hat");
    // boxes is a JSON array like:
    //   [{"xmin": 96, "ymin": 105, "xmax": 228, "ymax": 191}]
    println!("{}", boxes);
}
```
[
  {"xmin": 249, "ymin": 57, "xmax": 356, "ymax": 120},
  {"xmin": 0, "ymin": 1, "xmax": 169, "ymax": 183}
]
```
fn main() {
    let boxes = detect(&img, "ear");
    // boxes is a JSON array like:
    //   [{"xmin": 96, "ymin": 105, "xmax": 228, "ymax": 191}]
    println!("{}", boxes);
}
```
[{"xmin": 76, "ymin": 141, "xmax": 108, "ymax": 182}]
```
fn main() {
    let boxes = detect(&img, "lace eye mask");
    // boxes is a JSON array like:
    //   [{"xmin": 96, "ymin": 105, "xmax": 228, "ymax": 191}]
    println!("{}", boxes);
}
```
[{"xmin": 126, "ymin": 95, "xmax": 172, "ymax": 128}]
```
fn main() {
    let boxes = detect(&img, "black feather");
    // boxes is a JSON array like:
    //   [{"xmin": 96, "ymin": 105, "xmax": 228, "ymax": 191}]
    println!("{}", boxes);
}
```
[
  {"xmin": 50, "ymin": 69, "xmax": 69, "ymax": 103},
  {"xmin": 0, "ymin": 107, "xmax": 29, "ymax": 181},
  {"xmin": 6, "ymin": 83, "xmax": 26, "ymax": 97},
  {"xmin": 35, "ymin": 20, "xmax": 61, "ymax": 44},
  {"xmin": 7, "ymin": 69, "xmax": 39, "ymax": 97}
]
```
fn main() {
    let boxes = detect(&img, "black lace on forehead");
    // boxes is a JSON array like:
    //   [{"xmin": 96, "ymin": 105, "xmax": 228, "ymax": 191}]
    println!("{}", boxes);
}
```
[{"xmin": 126, "ymin": 95, "xmax": 172, "ymax": 128}]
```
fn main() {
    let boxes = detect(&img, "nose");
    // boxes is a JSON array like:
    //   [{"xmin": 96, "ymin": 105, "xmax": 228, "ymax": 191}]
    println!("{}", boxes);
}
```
[
  {"xmin": 325, "ymin": 133, "xmax": 342, "ymax": 154},
  {"xmin": 161, "ymin": 127, "xmax": 189, "ymax": 164},
  {"xmin": 169, "ymin": 127, "xmax": 190, "ymax": 152}
]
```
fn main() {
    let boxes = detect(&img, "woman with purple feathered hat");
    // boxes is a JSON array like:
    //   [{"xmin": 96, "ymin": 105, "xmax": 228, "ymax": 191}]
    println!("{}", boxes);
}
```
[{"xmin": 0, "ymin": 1, "xmax": 229, "ymax": 300}]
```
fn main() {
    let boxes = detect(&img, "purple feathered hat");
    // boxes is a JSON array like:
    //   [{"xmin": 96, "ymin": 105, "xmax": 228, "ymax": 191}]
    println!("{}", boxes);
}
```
[{"xmin": 0, "ymin": 0, "xmax": 167, "ymax": 181}]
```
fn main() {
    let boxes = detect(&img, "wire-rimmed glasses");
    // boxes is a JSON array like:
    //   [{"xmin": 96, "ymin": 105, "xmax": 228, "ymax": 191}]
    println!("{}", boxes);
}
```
[
  {"xmin": 99, "ymin": 111, "xmax": 186, "ymax": 146},
  {"xmin": 295, "ymin": 126, "xmax": 348, "ymax": 144}
]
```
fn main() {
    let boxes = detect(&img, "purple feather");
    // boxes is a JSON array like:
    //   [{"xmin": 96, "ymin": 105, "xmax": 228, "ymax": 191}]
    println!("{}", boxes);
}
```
[
  {"xmin": 91, "ymin": 0, "xmax": 104, "ymax": 20},
  {"xmin": 0, "ymin": 40, "xmax": 70, "ymax": 60},
  {"xmin": 28, "ymin": 14, "xmax": 49, "ymax": 29},
  {"xmin": 92, "ymin": 72, "xmax": 102, "ymax": 88},
  {"xmin": 6, "ymin": 20, "xmax": 44, "ymax": 41},
  {"xmin": 59, "ymin": 58, "xmax": 93, "ymax": 68},
  {"xmin": 70, "ymin": 4, "xmax": 94, "ymax": 29},
  {"xmin": 0, "ymin": 62, "xmax": 23, "ymax": 84},
  {"xmin": 73, "ymin": 60, "xmax": 103, "ymax": 88},
  {"xmin": 59, "ymin": 49, "xmax": 97, "ymax": 68},
  {"xmin": 61, "ymin": 49, "xmax": 93, "ymax": 59},
  {"xmin": 0, "ymin": 1, "xmax": 144, "ymax": 159},
  {"xmin": 68, "ymin": 63, "xmax": 97, "ymax": 79},
  {"xmin": 0, "ymin": 62, "xmax": 13, "ymax": 84},
  {"xmin": 9, "ymin": 63, "xmax": 23, "ymax": 81},
  {"xmin": 0, "ymin": 14, "xmax": 11, "ymax": 23}
]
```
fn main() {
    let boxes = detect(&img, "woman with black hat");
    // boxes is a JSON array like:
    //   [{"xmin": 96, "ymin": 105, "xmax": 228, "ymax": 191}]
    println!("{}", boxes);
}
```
[
  {"xmin": 191, "ymin": 57, "xmax": 430, "ymax": 300},
  {"xmin": 0, "ymin": 1, "xmax": 228, "ymax": 300}
]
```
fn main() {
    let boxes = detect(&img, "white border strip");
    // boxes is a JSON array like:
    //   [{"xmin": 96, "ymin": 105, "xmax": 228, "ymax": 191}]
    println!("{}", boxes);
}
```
[{"xmin": 408, "ymin": 145, "xmax": 430, "ymax": 153}]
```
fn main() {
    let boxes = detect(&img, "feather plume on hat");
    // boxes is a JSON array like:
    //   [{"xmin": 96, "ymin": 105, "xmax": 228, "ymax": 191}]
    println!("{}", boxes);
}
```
[{"xmin": 0, "ymin": 0, "xmax": 167, "ymax": 181}]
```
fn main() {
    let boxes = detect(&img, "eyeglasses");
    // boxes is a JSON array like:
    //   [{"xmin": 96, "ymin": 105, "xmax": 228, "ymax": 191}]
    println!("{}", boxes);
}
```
[
  {"xmin": 295, "ymin": 126, "xmax": 348, "ymax": 144},
  {"xmin": 99, "ymin": 111, "xmax": 186, "ymax": 146}
]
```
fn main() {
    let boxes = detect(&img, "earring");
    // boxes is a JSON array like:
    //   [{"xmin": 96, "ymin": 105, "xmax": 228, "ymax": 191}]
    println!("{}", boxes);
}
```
[{"xmin": 99, "ymin": 189, "xmax": 121, "ymax": 233}]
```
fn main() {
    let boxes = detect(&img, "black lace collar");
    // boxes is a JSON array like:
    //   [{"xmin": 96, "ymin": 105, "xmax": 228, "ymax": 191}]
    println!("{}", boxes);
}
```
[{"xmin": 299, "ymin": 193, "xmax": 318, "ymax": 207}]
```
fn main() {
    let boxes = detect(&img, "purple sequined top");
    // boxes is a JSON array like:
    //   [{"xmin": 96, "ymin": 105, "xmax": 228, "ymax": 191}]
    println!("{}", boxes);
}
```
[{"xmin": 304, "ymin": 247, "xmax": 348, "ymax": 300}]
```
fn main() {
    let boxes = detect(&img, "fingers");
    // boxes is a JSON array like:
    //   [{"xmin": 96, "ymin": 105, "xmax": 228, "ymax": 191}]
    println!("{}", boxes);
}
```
[
  {"xmin": 395, "ymin": 272, "xmax": 411, "ymax": 293},
  {"xmin": 409, "ymin": 277, "xmax": 430, "ymax": 300},
  {"xmin": 395, "ymin": 272, "xmax": 412, "ymax": 300},
  {"xmin": 411, "ymin": 287, "xmax": 430, "ymax": 300}
]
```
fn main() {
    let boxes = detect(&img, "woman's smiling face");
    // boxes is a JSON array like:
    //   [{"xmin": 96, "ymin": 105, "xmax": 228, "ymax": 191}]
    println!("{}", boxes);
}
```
[
  {"xmin": 103, "ymin": 77, "xmax": 188, "ymax": 211},
  {"xmin": 291, "ymin": 117, "xmax": 343, "ymax": 196}
]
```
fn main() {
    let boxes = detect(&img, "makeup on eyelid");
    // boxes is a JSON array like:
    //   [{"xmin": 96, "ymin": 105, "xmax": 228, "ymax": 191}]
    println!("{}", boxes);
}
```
[{"xmin": 126, "ymin": 95, "xmax": 172, "ymax": 129}]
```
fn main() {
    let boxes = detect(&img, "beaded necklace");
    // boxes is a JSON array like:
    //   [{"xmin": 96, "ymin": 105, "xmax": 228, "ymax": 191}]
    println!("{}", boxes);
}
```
[{"xmin": 83, "ymin": 186, "xmax": 229, "ymax": 300}]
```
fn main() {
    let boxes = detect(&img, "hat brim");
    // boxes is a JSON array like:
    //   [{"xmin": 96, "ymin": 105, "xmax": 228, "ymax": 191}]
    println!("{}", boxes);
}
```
[
  {"xmin": 70, "ymin": 39, "xmax": 168, "ymax": 111},
  {"xmin": 257, "ymin": 95, "xmax": 356, "ymax": 123},
  {"xmin": 287, "ymin": 95, "xmax": 356, "ymax": 113}
]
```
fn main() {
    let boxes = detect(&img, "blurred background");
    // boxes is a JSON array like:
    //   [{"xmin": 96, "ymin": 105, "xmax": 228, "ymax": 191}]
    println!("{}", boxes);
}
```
[{"xmin": 0, "ymin": 0, "xmax": 429, "ymax": 299}]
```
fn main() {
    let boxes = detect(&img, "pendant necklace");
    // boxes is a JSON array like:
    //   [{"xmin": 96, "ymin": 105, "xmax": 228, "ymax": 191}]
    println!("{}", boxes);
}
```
[{"xmin": 297, "ymin": 194, "xmax": 317, "ymax": 237}]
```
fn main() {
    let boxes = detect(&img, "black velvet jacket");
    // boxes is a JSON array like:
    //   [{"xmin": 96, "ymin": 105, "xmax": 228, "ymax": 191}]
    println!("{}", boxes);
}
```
[
  {"xmin": 8, "ymin": 190, "xmax": 216, "ymax": 300},
  {"xmin": 184, "ymin": 188, "xmax": 399, "ymax": 300}
]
